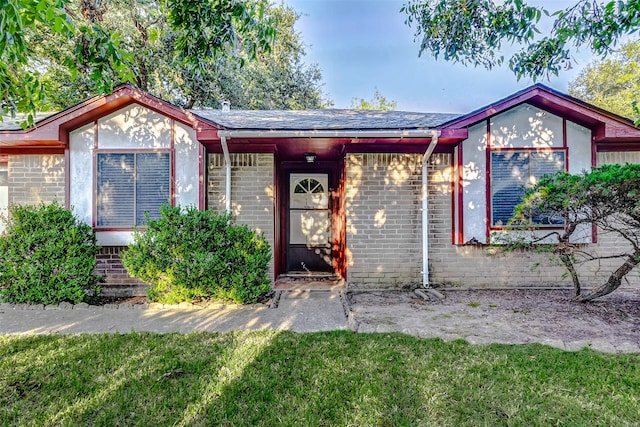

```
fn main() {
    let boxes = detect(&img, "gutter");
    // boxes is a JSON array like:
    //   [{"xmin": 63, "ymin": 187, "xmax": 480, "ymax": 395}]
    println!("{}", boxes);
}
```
[
  {"xmin": 422, "ymin": 130, "xmax": 440, "ymax": 288},
  {"xmin": 217, "ymin": 129, "xmax": 439, "ymax": 139}
]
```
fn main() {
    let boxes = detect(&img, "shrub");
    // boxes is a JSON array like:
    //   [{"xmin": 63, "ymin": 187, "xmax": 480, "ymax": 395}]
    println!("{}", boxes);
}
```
[
  {"xmin": 122, "ymin": 205, "xmax": 271, "ymax": 304},
  {"xmin": 0, "ymin": 202, "xmax": 103, "ymax": 305}
]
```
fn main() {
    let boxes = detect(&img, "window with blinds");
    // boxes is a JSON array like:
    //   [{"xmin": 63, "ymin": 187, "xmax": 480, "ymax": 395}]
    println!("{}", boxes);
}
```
[
  {"xmin": 490, "ymin": 150, "xmax": 565, "ymax": 227},
  {"xmin": 97, "ymin": 152, "xmax": 170, "ymax": 227}
]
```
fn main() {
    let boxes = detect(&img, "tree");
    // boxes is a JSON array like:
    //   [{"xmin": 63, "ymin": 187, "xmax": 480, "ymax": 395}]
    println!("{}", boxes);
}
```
[
  {"xmin": 350, "ymin": 88, "xmax": 397, "ymax": 110},
  {"xmin": 402, "ymin": 0, "xmax": 640, "ymax": 81},
  {"xmin": 1, "ymin": 0, "xmax": 275, "ymax": 124},
  {"xmin": 569, "ymin": 40, "xmax": 640, "ymax": 120},
  {"xmin": 34, "ymin": 0, "xmax": 329, "ymax": 110},
  {"xmin": 501, "ymin": 163, "xmax": 640, "ymax": 302}
]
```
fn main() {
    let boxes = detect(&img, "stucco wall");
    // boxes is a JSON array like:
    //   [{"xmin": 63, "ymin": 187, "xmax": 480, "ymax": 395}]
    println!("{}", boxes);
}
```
[
  {"xmin": 345, "ymin": 153, "xmax": 422, "ymax": 288},
  {"xmin": 69, "ymin": 104, "xmax": 201, "ymax": 246},
  {"xmin": 207, "ymin": 153, "xmax": 275, "ymax": 281},
  {"xmin": 8, "ymin": 154, "xmax": 65, "ymax": 206},
  {"xmin": 460, "ymin": 103, "xmax": 592, "ymax": 244}
]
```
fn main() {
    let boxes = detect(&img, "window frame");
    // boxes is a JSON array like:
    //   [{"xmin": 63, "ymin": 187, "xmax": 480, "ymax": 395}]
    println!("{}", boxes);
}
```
[
  {"xmin": 489, "ymin": 148, "xmax": 567, "ymax": 230},
  {"xmin": 94, "ymin": 149, "xmax": 173, "ymax": 230}
]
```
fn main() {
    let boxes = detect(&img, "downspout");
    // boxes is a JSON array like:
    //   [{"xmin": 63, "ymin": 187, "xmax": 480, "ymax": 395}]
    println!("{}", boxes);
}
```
[
  {"xmin": 422, "ymin": 130, "xmax": 440, "ymax": 288},
  {"xmin": 220, "ymin": 101, "xmax": 232, "ymax": 213},
  {"xmin": 220, "ymin": 136, "xmax": 232, "ymax": 213}
]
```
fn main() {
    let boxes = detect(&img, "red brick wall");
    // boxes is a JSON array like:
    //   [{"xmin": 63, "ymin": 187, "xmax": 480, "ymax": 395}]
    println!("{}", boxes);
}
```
[{"xmin": 96, "ymin": 246, "xmax": 149, "ymax": 296}]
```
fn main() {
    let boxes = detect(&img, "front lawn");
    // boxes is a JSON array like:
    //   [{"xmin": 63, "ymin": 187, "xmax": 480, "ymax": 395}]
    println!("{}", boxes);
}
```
[{"xmin": 1, "ymin": 331, "xmax": 638, "ymax": 426}]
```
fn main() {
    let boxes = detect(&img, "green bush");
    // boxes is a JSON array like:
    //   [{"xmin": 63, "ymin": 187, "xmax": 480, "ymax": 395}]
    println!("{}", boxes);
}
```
[
  {"xmin": 121, "ymin": 205, "xmax": 271, "ymax": 304},
  {"xmin": 0, "ymin": 202, "xmax": 103, "ymax": 305}
]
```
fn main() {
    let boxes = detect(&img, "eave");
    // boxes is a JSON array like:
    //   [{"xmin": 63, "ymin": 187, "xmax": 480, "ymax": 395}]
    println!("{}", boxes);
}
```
[{"xmin": 441, "ymin": 84, "xmax": 640, "ymax": 144}]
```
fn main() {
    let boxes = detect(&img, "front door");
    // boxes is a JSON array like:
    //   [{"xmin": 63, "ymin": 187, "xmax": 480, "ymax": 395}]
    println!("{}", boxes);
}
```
[{"xmin": 287, "ymin": 173, "xmax": 332, "ymax": 272}]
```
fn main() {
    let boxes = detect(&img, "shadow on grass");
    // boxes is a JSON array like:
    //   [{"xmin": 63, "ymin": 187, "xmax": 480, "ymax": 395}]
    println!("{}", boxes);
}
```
[{"xmin": 1, "ymin": 332, "xmax": 639, "ymax": 426}]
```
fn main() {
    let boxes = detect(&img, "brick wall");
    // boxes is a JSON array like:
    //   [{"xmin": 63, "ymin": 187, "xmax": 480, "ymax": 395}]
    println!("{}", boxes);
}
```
[
  {"xmin": 345, "ymin": 153, "xmax": 423, "ymax": 288},
  {"xmin": 208, "ymin": 153, "xmax": 275, "ymax": 280},
  {"xmin": 96, "ymin": 246, "xmax": 149, "ymax": 296},
  {"xmin": 427, "ymin": 153, "xmax": 569, "ymax": 287},
  {"xmin": 8, "ymin": 154, "xmax": 65, "ymax": 205}
]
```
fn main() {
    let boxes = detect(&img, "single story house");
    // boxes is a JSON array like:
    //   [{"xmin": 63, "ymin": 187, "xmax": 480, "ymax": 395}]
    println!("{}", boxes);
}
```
[{"xmin": 1, "ymin": 84, "xmax": 639, "ymax": 295}]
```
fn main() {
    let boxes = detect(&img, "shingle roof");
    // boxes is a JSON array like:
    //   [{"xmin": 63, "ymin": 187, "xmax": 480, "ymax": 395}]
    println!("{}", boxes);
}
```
[
  {"xmin": 0, "ymin": 112, "xmax": 57, "ymax": 131},
  {"xmin": 191, "ymin": 109, "xmax": 461, "ymax": 131},
  {"xmin": 1, "ymin": 108, "xmax": 463, "ymax": 133}
]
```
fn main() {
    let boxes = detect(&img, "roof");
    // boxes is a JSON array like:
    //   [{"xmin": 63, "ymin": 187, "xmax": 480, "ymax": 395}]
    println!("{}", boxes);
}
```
[
  {"xmin": 191, "ymin": 109, "xmax": 461, "ymax": 131},
  {"xmin": 0, "ymin": 112, "xmax": 58, "ymax": 131}
]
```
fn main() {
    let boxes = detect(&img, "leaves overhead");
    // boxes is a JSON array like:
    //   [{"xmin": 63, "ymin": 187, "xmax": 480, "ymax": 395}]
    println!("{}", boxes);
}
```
[
  {"xmin": 0, "ymin": 0, "xmax": 279, "ymax": 123},
  {"xmin": 30, "ymin": 0, "xmax": 328, "ymax": 111},
  {"xmin": 403, "ymin": 0, "xmax": 640, "ymax": 80}
]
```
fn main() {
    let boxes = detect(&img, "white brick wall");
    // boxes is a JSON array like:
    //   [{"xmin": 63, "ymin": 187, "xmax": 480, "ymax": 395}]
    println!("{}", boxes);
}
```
[{"xmin": 208, "ymin": 153, "xmax": 275, "ymax": 280}]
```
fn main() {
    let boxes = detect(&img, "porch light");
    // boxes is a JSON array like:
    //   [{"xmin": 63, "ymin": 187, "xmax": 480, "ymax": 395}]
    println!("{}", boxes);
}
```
[{"xmin": 304, "ymin": 152, "xmax": 317, "ymax": 163}]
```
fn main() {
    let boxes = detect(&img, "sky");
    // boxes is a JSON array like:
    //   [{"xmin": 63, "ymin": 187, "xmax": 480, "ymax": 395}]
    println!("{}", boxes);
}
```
[{"xmin": 282, "ymin": 0, "xmax": 595, "ymax": 114}]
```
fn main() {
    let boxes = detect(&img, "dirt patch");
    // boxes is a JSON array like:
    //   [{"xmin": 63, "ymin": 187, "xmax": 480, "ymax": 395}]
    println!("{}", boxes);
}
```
[{"xmin": 347, "ymin": 288, "xmax": 640, "ymax": 352}]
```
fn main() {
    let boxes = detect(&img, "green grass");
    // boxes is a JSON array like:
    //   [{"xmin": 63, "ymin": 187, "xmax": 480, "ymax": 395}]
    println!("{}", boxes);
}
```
[{"xmin": 1, "ymin": 332, "xmax": 638, "ymax": 426}]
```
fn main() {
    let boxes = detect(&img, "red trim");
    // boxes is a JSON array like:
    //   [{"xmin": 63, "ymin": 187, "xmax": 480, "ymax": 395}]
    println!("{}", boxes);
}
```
[
  {"xmin": 0, "ymin": 154, "xmax": 7, "ymax": 162},
  {"xmin": 277, "ymin": 161, "xmax": 341, "ymax": 276},
  {"xmin": 92, "ymin": 121, "xmax": 98, "ymax": 228},
  {"xmin": 93, "ymin": 227, "xmax": 139, "ymax": 232},
  {"xmin": 485, "ymin": 120, "xmax": 491, "ymax": 243},
  {"xmin": 273, "ymin": 149, "xmax": 281, "ymax": 278},
  {"xmin": 595, "ymin": 142, "xmax": 640, "ymax": 152},
  {"xmin": 450, "ymin": 148, "xmax": 457, "ymax": 244},
  {"xmin": 64, "ymin": 148, "xmax": 70, "ymax": 209},
  {"xmin": 199, "ymin": 145, "xmax": 205, "ymax": 210},
  {"xmin": 591, "ymin": 134, "xmax": 598, "ymax": 243},
  {"xmin": 170, "ymin": 121, "xmax": 176, "ymax": 207},
  {"xmin": 562, "ymin": 118, "xmax": 567, "ymax": 149},
  {"xmin": 0, "ymin": 146, "xmax": 65, "ymax": 155},
  {"xmin": 457, "ymin": 144, "xmax": 464, "ymax": 245}
]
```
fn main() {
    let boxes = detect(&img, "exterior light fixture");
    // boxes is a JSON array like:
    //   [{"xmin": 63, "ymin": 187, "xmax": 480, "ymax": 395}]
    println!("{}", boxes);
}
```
[{"xmin": 304, "ymin": 152, "xmax": 316, "ymax": 163}]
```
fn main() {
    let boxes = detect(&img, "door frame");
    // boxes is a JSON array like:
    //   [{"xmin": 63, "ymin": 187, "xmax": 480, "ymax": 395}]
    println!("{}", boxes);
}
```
[{"xmin": 276, "ymin": 160, "xmax": 344, "ymax": 277}]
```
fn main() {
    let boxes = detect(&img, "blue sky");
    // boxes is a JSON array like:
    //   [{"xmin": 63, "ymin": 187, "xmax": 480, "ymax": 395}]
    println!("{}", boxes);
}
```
[{"xmin": 282, "ymin": 0, "xmax": 594, "ymax": 113}]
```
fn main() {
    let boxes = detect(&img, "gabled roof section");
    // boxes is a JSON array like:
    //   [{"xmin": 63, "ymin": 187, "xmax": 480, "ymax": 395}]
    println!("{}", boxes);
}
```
[
  {"xmin": 440, "ymin": 83, "xmax": 640, "ymax": 144},
  {"xmin": 193, "ymin": 109, "xmax": 460, "ymax": 131},
  {"xmin": 0, "ymin": 85, "xmax": 217, "ymax": 151}
]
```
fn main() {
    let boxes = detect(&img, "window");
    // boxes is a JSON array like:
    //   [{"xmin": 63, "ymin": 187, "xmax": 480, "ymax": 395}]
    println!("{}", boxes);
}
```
[
  {"xmin": 490, "ymin": 150, "xmax": 565, "ymax": 227},
  {"xmin": 96, "ymin": 152, "xmax": 170, "ymax": 227},
  {"xmin": 294, "ymin": 178, "xmax": 324, "ymax": 194}
]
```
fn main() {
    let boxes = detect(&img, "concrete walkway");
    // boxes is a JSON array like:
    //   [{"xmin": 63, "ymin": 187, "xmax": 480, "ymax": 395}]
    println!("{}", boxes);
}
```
[
  {"xmin": 2, "ymin": 289, "xmax": 638, "ymax": 354},
  {"xmin": 0, "ymin": 290, "xmax": 348, "ymax": 334}
]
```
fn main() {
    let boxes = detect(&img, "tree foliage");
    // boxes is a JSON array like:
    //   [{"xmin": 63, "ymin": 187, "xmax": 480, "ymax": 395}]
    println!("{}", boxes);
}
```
[
  {"xmin": 403, "ymin": 0, "xmax": 640, "ymax": 81},
  {"xmin": 349, "ymin": 88, "xmax": 397, "ymax": 111},
  {"xmin": 34, "ymin": 0, "xmax": 328, "ymax": 110},
  {"xmin": 504, "ymin": 163, "xmax": 640, "ymax": 302},
  {"xmin": 569, "ymin": 40, "xmax": 640, "ymax": 120},
  {"xmin": 1, "ymin": 0, "xmax": 276, "ymax": 124}
]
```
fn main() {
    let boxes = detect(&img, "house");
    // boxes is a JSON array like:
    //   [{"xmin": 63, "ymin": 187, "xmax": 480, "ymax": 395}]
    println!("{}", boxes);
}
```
[{"xmin": 1, "ymin": 84, "xmax": 639, "ymax": 296}]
